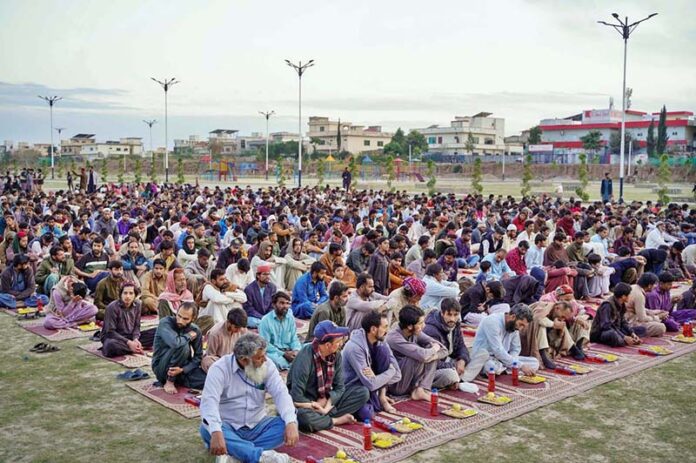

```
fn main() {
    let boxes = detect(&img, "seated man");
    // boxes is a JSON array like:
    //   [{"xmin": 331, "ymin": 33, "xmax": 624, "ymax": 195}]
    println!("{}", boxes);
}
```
[
  {"xmin": 225, "ymin": 257, "xmax": 254, "ymax": 290},
  {"xmin": 521, "ymin": 301, "xmax": 585, "ymax": 371},
  {"xmin": 200, "ymin": 333, "xmax": 298, "ymax": 463},
  {"xmin": 73, "ymin": 236, "xmax": 109, "ymax": 293},
  {"xmin": 406, "ymin": 248, "xmax": 437, "ymax": 280},
  {"xmin": 200, "ymin": 269, "xmax": 247, "ymax": 327},
  {"xmin": 587, "ymin": 253, "xmax": 614, "ymax": 298},
  {"xmin": 243, "ymin": 264, "xmax": 277, "ymax": 328},
  {"xmin": 258, "ymin": 291, "xmax": 302, "ymax": 370},
  {"xmin": 386, "ymin": 305, "xmax": 459, "ymax": 402},
  {"xmin": 43, "ymin": 281, "xmax": 97, "ymax": 330},
  {"xmin": 139, "ymin": 258, "xmax": 167, "ymax": 315},
  {"xmin": 343, "ymin": 310, "xmax": 401, "ymax": 420},
  {"xmin": 287, "ymin": 321, "xmax": 370, "ymax": 432},
  {"xmin": 464, "ymin": 303, "xmax": 538, "ymax": 378},
  {"xmin": 424, "ymin": 298, "xmax": 480, "ymax": 393},
  {"xmin": 290, "ymin": 262, "xmax": 328, "ymax": 319},
  {"xmin": 481, "ymin": 249, "xmax": 515, "ymax": 281},
  {"xmin": 306, "ymin": 281, "xmax": 349, "ymax": 342},
  {"xmin": 626, "ymin": 273, "xmax": 667, "ymax": 338},
  {"xmin": 649, "ymin": 272, "xmax": 696, "ymax": 332},
  {"xmin": 152, "ymin": 302, "xmax": 207, "ymax": 394},
  {"xmin": 201, "ymin": 308, "xmax": 248, "ymax": 372},
  {"xmin": 100, "ymin": 282, "xmax": 145, "ymax": 358},
  {"xmin": 590, "ymin": 283, "xmax": 642, "ymax": 347},
  {"xmin": 122, "ymin": 240, "xmax": 151, "ymax": 286},
  {"xmin": 184, "ymin": 247, "xmax": 214, "ymax": 296},
  {"xmin": 346, "ymin": 273, "xmax": 390, "ymax": 331},
  {"xmin": 420, "ymin": 263, "xmax": 460, "ymax": 312},
  {"xmin": 94, "ymin": 260, "xmax": 125, "ymax": 321},
  {"xmin": 0, "ymin": 254, "xmax": 48, "ymax": 309},
  {"xmin": 35, "ymin": 245, "xmax": 75, "ymax": 295},
  {"xmin": 158, "ymin": 268, "xmax": 194, "ymax": 317}
]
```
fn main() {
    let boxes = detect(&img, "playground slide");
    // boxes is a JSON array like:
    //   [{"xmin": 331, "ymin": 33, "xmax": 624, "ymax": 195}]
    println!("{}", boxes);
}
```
[{"xmin": 414, "ymin": 173, "xmax": 425, "ymax": 182}]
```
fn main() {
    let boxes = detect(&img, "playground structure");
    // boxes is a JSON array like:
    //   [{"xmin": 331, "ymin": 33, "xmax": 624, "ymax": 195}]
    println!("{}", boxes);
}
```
[{"xmin": 199, "ymin": 157, "xmax": 264, "ymax": 181}]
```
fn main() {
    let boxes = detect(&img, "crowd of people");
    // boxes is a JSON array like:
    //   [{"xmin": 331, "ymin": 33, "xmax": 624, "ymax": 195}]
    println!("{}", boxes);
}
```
[{"xmin": 2, "ymin": 177, "xmax": 696, "ymax": 463}]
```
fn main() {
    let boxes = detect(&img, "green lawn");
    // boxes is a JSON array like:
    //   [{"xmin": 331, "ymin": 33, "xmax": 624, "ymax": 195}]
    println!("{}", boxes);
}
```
[{"xmin": 1, "ymin": 311, "xmax": 695, "ymax": 463}]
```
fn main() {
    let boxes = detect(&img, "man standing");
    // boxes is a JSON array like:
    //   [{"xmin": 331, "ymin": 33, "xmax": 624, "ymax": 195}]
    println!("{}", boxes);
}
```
[
  {"xmin": 290, "ymin": 262, "xmax": 328, "ymax": 319},
  {"xmin": 287, "ymin": 321, "xmax": 369, "ymax": 432},
  {"xmin": 306, "ymin": 282, "xmax": 350, "ymax": 342},
  {"xmin": 386, "ymin": 305, "xmax": 459, "ymax": 402},
  {"xmin": 201, "ymin": 308, "xmax": 248, "ymax": 372},
  {"xmin": 243, "ymin": 264, "xmax": 277, "ymax": 327},
  {"xmin": 200, "ymin": 333, "xmax": 298, "ymax": 463},
  {"xmin": 367, "ymin": 237, "xmax": 391, "ymax": 296},
  {"xmin": 343, "ymin": 311, "xmax": 401, "ymax": 419},
  {"xmin": 152, "ymin": 302, "xmax": 207, "ymax": 394},
  {"xmin": 259, "ymin": 291, "xmax": 302, "ymax": 371},
  {"xmin": 342, "ymin": 167, "xmax": 352, "ymax": 191},
  {"xmin": 100, "ymin": 283, "xmax": 144, "ymax": 358},
  {"xmin": 600, "ymin": 172, "xmax": 613, "ymax": 203}
]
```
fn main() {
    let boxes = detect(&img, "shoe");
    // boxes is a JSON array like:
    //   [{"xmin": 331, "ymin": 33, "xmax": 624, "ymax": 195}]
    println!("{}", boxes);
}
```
[
  {"xmin": 458, "ymin": 381, "xmax": 479, "ymax": 394},
  {"xmin": 260, "ymin": 450, "xmax": 290, "ymax": 463},
  {"xmin": 215, "ymin": 456, "xmax": 241, "ymax": 463},
  {"xmin": 568, "ymin": 344, "xmax": 586, "ymax": 361}
]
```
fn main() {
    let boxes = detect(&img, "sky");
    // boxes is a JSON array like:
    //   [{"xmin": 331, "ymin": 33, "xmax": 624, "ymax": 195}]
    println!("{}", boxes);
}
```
[{"xmin": 0, "ymin": 0, "xmax": 694, "ymax": 146}]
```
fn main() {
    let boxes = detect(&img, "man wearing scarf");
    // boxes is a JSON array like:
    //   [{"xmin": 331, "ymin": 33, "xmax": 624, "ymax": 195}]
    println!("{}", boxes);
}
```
[
  {"xmin": 157, "ymin": 268, "xmax": 194, "ymax": 317},
  {"xmin": 287, "ymin": 321, "xmax": 369, "ymax": 432}
]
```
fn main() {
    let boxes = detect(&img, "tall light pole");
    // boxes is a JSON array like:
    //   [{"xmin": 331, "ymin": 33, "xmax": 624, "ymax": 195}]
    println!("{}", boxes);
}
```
[
  {"xmin": 259, "ymin": 110, "xmax": 275, "ymax": 180},
  {"xmin": 54, "ymin": 127, "xmax": 65, "ymax": 156},
  {"xmin": 38, "ymin": 95, "xmax": 62, "ymax": 179},
  {"xmin": 151, "ymin": 77, "xmax": 180, "ymax": 183},
  {"xmin": 285, "ymin": 59, "xmax": 315, "ymax": 188},
  {"xmin": 143, "ymin": 119, "xmax": 157, "ymax": 170},
  {"xmin": 598, "ymin": 12, "xmax": 657, "ymax": 202}
]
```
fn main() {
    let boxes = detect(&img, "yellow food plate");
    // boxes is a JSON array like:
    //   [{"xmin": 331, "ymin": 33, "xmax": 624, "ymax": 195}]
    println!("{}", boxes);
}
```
[
  {"xmin": 477, "ymin": 394, "xmax": 513, "ymax": 406},
  {"xmin": 77, "ymin": 322, "xmax": 99, "ymax": 332},
  {"xmin": 441, "ymin": 407, "xmax": 478, "ymax": 419},
  {"xmin": 371, "ymin": 432, "xmax": 404, "ymax": 449},
  {"xmin": 567, "ymin": 364, "xmax": 591, "ymax": 374},
  {"xmin": 392, "ymin": 421, "xmax": 423, "ymax": 433},
  {"xmin": 642, "ymin": 345, "xmax": 673, "ymax": 355},
  {"xmin": 672, "ymin": 335, "xmax": 696, "ymax": 344},
  {"xmin": 17, "ymin": 308, "xmax": 37, "ymax": 315},
  {"xmin": 519, "ymin": 375, "xmax": 546, "ymax": 384}
]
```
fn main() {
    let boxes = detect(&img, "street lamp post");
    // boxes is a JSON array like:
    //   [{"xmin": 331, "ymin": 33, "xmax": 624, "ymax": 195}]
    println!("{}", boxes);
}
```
[
  {"xmin": 38, "ymin": 95, "xmax": 62, "ymax": 179},
  {"xmin": 598, "ymin": 12, "xmax": 657, "ymax": 202},
  {"xmin": 150, "ymin": 78, "xmax": 180, "ymax": 183},
  {"xmin": 54, "ymin": 127, "xmax": 65, "ymax": 157},
  {"xmin": 285, "ymin": 59, "xmax": 315, "ymax": 188},
  {"xmin": 259, "ymin": 110, "xmax": 275, "ymax": 180},
  {"xmin": 143, "ymin": 119, "xmax": 157, "ymax": 175}
]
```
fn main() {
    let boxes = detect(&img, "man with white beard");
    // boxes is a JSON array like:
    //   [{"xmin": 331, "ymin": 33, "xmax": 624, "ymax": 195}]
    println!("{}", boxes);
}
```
[{"xmin": 200, "ymin": 332, "xmax": 298, "ymax": 463}]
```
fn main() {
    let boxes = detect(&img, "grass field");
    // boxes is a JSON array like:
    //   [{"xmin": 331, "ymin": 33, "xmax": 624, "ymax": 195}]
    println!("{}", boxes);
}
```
[{"xmin": 1, "ymin": 310, "xmax": 695, "ymax": 463}]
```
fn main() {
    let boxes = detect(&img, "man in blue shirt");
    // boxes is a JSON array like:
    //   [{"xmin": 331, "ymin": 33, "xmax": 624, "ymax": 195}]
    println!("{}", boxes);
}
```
[
  {"xmin": 291, "ymin": 262, "xmax": 328, "ymax": 319},
  {"xmin": 258, "ymin": 291, "xmax": 302, "ymax": 370}
]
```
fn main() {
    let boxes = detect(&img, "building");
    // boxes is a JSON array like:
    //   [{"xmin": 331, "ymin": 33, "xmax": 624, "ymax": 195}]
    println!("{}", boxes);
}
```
[
  {"xmin": 417, "ymin": 113, "xmax": 508, "ymax": 156},
  {"xmin": 208, "ymin": 129, "xmax": 239, "ymax": 155},
  {"xmin": 60, "ymin": 134, "xmax": 96, "ymax": 156},
  {"xmin": 270, "ymin": 132, "xmax": 299, "ymax": 143},
  {"xmin": 307, "ymin": 117, "xmax": 393, "ymax": 154},
  {"xmin": 174, "ymin": 136, "xmax": 210, "ymax": 155},
  {"xmin": 539, "ymin": 108, "xmax": 696, "ymax": 156},
  {"xmin": 79, "ymin": 138, "xmax": 143, "ymax": 160}
]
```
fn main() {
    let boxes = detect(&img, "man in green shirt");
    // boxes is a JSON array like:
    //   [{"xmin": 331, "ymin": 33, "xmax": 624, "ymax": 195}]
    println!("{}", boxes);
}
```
[{"xmin": 305, "ymin": 282, "xmax": 349, "ymax": 342}]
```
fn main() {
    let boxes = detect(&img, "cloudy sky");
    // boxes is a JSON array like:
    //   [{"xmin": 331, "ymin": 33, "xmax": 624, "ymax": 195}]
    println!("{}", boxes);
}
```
[{"xmin": 0, "ymin": 0, "xmax": 693, "ymax": 145}]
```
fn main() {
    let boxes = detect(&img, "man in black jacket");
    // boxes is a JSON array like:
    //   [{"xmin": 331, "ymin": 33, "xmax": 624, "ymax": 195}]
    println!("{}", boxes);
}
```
[{"xmin": 0, "ymin": 254, "xmax": 47, "ymax": 309}]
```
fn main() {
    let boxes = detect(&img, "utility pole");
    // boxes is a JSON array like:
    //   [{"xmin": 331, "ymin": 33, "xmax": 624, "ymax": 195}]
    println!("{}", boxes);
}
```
[
  {"xmin": 259, "ymin": 110, "xmax": 275, "ymax": 180},
  {"xmin": 150, "ymin": 78, "xmax": 180, "ymax": 183},
  {"xmin": 598, "ymin": 12, "xmax": 657, "ymax": 202},
  {"xmin": 285, "ymin": 59, "xmax": 315, "ymax": 188},
  {"xmin": 143, "ymin": 119, "xmax": 157, "ymax": 175},
  {"xmin": 38, "ymin": 95, "xmax": 62, "ymax": 179}
]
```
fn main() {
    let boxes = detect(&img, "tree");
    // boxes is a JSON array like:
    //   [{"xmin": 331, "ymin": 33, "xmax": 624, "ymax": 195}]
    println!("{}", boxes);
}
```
[
  {"xmin": 656, "ymin": 105, "xmax": 669, "ymax": 155},
  {"xmin": 471, "ymin": 157, "xmax": 483, "ymax": 194},
  {"xmin": 316, "ymin": 157, "xmax": 325, "ymax": 186},
  {"xmin": 465, "ymin": 132, "xmax": 475, "ymax": 154},
  {"xmin": 580, "ymin": 130, "xmax": 602, "ymax": 157},
  {"xmin": 117, "ymin": 157, "xmax": 124, "ymax": 184},
  {"xmin": 384, "ymin": 128, "xmax": 407, "ymax": 157},
  {"xmin": 348, "ymin": 155, "xmax": 359, "ymax": 189},
  {"xmin": 527, "ymin": 126, "xmax": 542, "ymax": 145},
  {"xmin": 100, "ymin": 158, "xmax": 108, "ymax": 183},
  {"xmin": 575, "ymin": 153, "xmax": 590, "ymax": 201},
  {"xmin": 134, "ymin": 158, "xmax": 142, "ymax": 184},
  {"xmin": 149, "ymin": 159, "xmax": 158, "ymax": 183},
  {"xmin": 176, "ymin": 157, "xmax": 185, "ymax": 185},
  {"xmin": 309, "ymin": 137, "xmax": 322, "ymax": 160},
  {"xmin": 646, "ymin": 120, "xmax": 657, "ymax": 157},
  {"xmin": 385, "ymin": 155, "xmax": 395, "ymax": 191},
  {"xmin": 609, "ymin": 131, "xmax": 637, "ymax": 155},
  {"xmin": 56, "ymin": 160, "xmax": 64, "ymax": 179},
  {"xmin": 278, "ymin": 165, "xmax": 287, "ymax": 188},
  {"xmin": 405, "ymin": 130, "xmax": 428, "ymax": 156},
  {"xmin": 426, "ymin": 159, "xmax": 436, "ymax": 196},
  {"xmin": 521, "ymin": 154, "xmax": 533, "ymax": 197},
  {"xmin": 656, "ymin": 154, "xmax": 671, "ymax": 204}
]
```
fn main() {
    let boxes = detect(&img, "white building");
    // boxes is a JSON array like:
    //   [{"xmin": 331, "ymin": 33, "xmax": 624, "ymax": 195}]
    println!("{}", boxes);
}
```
[
  {"xmin": 80, "ymin": 137, "xmax": 143, "ymax": 159},
  {"xmin": 417, "ymin": 113, "xmax": 508, "ymax": 156},
  {"xmin": 307, "ymin": 117, "xmax": 393, "ymax": 154}
]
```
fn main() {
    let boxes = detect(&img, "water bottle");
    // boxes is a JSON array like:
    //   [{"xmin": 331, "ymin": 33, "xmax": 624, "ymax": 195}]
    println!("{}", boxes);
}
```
[
  {"xmin": 511, "ymin": 359, "xmax": 520, "ymax": 386},
  {"xmin": 36, "ymin": 298, "xmax": 44, "ymax": 313},
  {"xmin": 305, "ymin": 457, "xmax": 319, "ymax": 463},
  {"xmin": 430, "ymin": 388, "xmax": 439, "ymax": 416},
  {"xmin": 487, "ymin": 365, "xmax": 496, "ymax": 393},
  {"xmin": 363, "ymin": 419, "xmax": 372, "ymax": 451}
]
